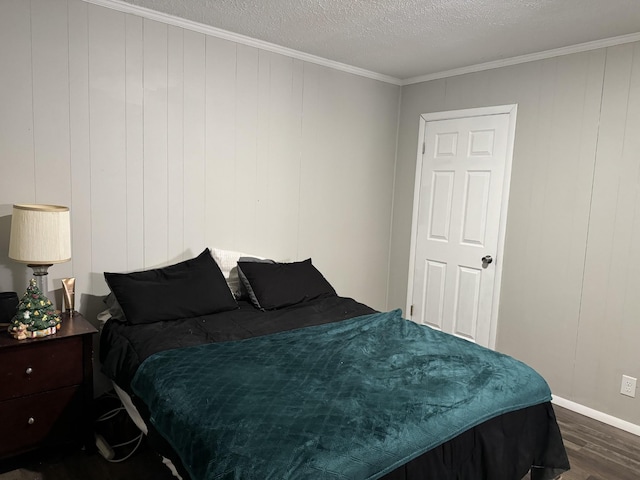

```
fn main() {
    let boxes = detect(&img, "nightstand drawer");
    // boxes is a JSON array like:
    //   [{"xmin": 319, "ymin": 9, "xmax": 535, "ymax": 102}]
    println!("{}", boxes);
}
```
[
  {"xmin": 0, "ymin": 385, "xmax": 81, "ymax": 458},
  {"xmin": 0, "ymin": 336, "xmax": 83, "ymax": 400}
]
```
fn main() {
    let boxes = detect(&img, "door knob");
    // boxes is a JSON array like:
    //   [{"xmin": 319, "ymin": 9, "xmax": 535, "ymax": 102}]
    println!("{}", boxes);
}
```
[{"xmin": 481, "ymin": 255, "xmax": 493, "ymax": 268}]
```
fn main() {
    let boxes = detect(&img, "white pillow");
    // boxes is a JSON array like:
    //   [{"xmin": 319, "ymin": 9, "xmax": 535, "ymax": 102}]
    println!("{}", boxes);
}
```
[
  {"xmin": 97, "ymin": 309, "xmax": 112, "ymax": 324},
  {"xmin": 211, "ymin": 248, "xmax": 264, "ymax": 298}
]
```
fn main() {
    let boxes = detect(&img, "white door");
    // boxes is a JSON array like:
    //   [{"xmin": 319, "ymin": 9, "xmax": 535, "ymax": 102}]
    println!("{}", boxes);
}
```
[{"xmin": 407, "ymin": 106, "xmax": 516, "ymax": 349}]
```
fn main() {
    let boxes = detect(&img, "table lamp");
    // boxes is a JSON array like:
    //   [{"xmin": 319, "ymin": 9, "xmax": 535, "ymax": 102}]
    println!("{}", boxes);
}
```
[{"xmin": 8, "ymin": 204, "xmax": 71, "ymax": 296}]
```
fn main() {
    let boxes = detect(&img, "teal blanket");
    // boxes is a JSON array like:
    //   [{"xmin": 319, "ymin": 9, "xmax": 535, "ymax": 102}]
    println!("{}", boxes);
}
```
[{"xmin": 131, "ymin": 310, "xmax": 551, "ymax": 480}]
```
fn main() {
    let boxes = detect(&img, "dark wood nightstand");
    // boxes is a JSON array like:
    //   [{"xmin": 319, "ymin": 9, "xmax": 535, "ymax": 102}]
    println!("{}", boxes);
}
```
[{"xmin": 0, "ymin": 312, "xmax": 97, "ymax": 460}]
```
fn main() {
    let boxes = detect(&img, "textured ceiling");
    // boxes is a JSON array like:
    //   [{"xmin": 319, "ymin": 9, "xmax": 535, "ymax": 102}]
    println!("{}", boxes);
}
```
[{"xmin": 118, "ymin": 0, "xmax": 640, "ymax": 80}]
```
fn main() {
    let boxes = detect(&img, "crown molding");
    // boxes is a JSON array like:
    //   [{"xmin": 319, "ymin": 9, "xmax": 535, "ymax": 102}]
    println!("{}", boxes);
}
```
[
  {"xmin": 81, "ymin": 0, "xmax": 403, "ymax": 86},
  {"xmin": 81, "ymin": 1, "xmax": 640, "ymax": 88},
  {"xmin": 402, "ymin": 31, "xmax": 640, "ymax": 86}
]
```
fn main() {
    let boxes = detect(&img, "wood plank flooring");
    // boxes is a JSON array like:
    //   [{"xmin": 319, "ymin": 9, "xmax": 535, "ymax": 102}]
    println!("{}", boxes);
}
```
[
  {"xmin": 0, "ymin": 405, "xmax": 638, "ymax": 480},
  {"xmin": 0, "ymin": 440, "xmax": 174, "ymax": 480},
  {"xmin": 553, "ymin": 405, "xmax": 640, "ymax": 480}
]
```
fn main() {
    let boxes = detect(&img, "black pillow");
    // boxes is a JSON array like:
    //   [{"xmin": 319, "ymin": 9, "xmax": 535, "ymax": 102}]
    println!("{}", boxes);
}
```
[
  {"xmin": 237, "ymin": 259, "xmax": 336, "ymax": 310},
  {"xmin": 235, "ymin": 256, "xmax": 275, "ymax": 302},
  {"xmin": 104, "ymin": 249, "xmax": 238, "ymax": 324}
]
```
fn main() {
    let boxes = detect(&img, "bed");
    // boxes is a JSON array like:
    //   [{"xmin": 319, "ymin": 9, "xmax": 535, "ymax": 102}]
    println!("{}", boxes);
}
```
[{"xmin": 99, "ymin": 248, "xmax": 569, "ymax": 480}]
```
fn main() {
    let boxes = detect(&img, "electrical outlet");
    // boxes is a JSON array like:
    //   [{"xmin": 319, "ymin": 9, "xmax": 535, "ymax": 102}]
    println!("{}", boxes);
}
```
[{"xmin": 620, "ymin": 375, "xmax": 637, "ymax": 398}]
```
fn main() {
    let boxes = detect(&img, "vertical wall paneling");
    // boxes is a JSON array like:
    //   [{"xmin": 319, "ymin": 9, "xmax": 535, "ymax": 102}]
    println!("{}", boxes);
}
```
[
  {"xmin": 143, "ymin": 19, "xmax": 169, "ymax": 268},
  {"xmin": 334, "ymin": 75, "xmax": 397, "ymax": 303},
  {"xmin": 182, "ymin": 29, "xmax": 206, "ymax": 257},
  {"xmin": 88, "ymin": 4, "xmax": 127, "ymax": 276},
  {"xmin": 124, "ymin": 14, "xmax": 144, "ymax": 271},
  {"xmin": 0, "ymin": 0, "xmax": 400, "ymax": 384},
  {"xmin": 508, "ymin": 59, "xmax": 566, "ymax": 387},
  {"xmin": 0, "ymin": 0, "xmax": 35, "ymax": 205},
  {"xmin": 528, "ymin": 54, "xmax": 601, "ymax": 392},
  {"xmin": 296, "ymin": 69, "xmax": 344, "ymax": 296},
  {"xmin": 68, "ymin": 0, "xmax": 92, "ymax": 301},
  {"xmin": 328, "ymin": 72, "xmax": 371, "ymax": 286},
  {"xmin": 291, "ymin": 59, "xmax": 305, "ymax": 259},
  {"xmin": 556, "ymin": 49, "xmax": 608, "ymax": 386},
  {"xmin": 299, "ymin": 66, "xmax": 347, "ymax": 279},
  {"xmin": 31, "ymin": 0, "xmax": 72, "ymax": 207},
  {"xmin": 30, "ymin": 0, "xmax": 72, "ymax": 300},
  {"xmin": 31, "ymin": 0, "xmax": 74, "ymax": 290},
  {"xmin": 205, "ymin": 36, "xmax": 237, "ymax": 249},
  {"xmin": 265, "ymin": 55, "xmax": 302, "ymax": 260},
  {"xmin": 609, "ymin": 44, "xmax": 640, "ymax": 416},
  {"xmin": 255, "ymin": 50, "xmax": 272, "ymax": 255},
  {"xmin": 485, "ymin": 64, "xmax": 542, "ymax": 324},
  {"xmin": 167, "ymin": 25, "xmax": 185, "ymax": 261},
  {"xmin": 297, "ymin": 68, "xmax": 399, "ymax": 304},
  {"xmin": 265, "ymin": 54, "xmax": 302, "ymax": 260},
  {"xmin": 524, "ymin": 59, "xmax": 557, "ymax": 307},
  {"xmin": 234, "ymin": 44, "xmax": 260, "ymax": 252},
  {"xmin": 297, "ymin": 63, "xmax": 321, "ymax": 262},
  {"xmin": 575, "ymin": 44, "xmax": 638, "ymax": 414},
  {"xmin": 617, "ymin": 44, "xmax": 640, "ymax": 416},
  {"xmin": 574, "ymin": 45, "xmax": 634, "ymax": 406},
  {"xmin": 0, "ymin": 0, "xmax": 35, "ymax": 291}
]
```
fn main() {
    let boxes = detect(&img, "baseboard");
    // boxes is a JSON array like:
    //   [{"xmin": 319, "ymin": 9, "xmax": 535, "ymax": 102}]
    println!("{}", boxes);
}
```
[{"xmin": 552, "ymin": 395, "xmax": 640, "ymax": 437}]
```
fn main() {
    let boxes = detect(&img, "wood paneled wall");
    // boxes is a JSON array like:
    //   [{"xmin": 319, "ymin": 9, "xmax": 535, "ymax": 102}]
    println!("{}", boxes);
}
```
[
  {"xmin": 0, "ymin": 0, "xmax": 400, "ymax": 314},
  {"xmin": 390, "ymin": 44, "xmax": 640, "ymax": 426}
]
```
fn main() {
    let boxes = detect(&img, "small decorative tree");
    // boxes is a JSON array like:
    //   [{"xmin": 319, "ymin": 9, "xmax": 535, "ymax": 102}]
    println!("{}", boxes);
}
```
[{"xmin": 8, "ymin": 279, "xmax": 61, "ymax": 340}]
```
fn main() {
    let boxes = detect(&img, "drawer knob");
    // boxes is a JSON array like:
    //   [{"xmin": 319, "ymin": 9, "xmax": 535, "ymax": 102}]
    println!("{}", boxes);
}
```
[
  {"xmin": 28, "ymin": 417, "xmax": 35, "ymax": 425},
  {"xmin": 25, "ymin": 367, "xmax": 33, "ymax": 375}
]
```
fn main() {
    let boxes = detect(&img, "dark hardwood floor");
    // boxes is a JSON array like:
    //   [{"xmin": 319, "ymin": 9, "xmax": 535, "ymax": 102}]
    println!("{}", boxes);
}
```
[
  {"xmin": 553, "ymin": 405, "xmax": 640, "ymax": 480},
  {"xmin": 0, "ymin": 405, "xmax": 638, "ymax": 480},
  {"xmin": 0, "ymin": 439, "xmax": 175, "ymax": 480}
]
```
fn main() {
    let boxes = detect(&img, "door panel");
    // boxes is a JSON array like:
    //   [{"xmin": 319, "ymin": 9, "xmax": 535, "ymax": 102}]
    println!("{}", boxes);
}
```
[
  {"xmin": 461, "ymin": 171, "xmax": 491, "ymax": 246},
  {"xmin": 454, "ymin": 265, "xmax": 481, "ymax": 340},
  {"xmin": 428, "ymin": 171, "xmax": 454, "ymax": 241},
  {"xmin": 422, "ymin": 259, "xmax": 446, "ymax": 330}
]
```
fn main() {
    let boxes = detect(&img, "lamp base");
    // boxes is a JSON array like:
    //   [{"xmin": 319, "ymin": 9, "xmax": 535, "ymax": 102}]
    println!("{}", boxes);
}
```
[{"xmin": 28, "ymin": 264, "xmax": 52, "ymax": 297}]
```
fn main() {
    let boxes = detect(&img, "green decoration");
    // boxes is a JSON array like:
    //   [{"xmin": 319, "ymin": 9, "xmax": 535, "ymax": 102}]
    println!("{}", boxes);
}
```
[{"xmin": 8, "ymin": 279, "xmax": 61, "ymax": 340}]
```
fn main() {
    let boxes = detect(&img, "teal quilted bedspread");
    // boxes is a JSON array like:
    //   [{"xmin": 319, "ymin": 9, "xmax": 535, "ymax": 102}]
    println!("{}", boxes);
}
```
[{"xmin": 131, "ymin": 309, "xmax": 551, "ymax": 480}]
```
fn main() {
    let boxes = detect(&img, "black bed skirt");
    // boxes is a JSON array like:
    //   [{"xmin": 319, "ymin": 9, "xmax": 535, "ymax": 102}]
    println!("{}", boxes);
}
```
[
  {"xmin": 142, "ymin": 400, "xmax": 569, "ymax": 480},
  {"xmin": 383, "ymin": 401, "xmax": 568, "ymax": 480}
]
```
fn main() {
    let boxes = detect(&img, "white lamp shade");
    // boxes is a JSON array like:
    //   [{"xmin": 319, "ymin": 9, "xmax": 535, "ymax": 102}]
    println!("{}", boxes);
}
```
[{"xmin": 9, "ymin": 204, "xmax": 71, "ymax": 265}]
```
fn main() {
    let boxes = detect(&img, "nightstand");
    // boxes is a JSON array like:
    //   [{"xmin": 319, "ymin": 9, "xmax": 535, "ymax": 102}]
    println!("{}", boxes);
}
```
[{"xmin": 0, "ymin": 312, "xmax": 97, "ymax": 459}]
